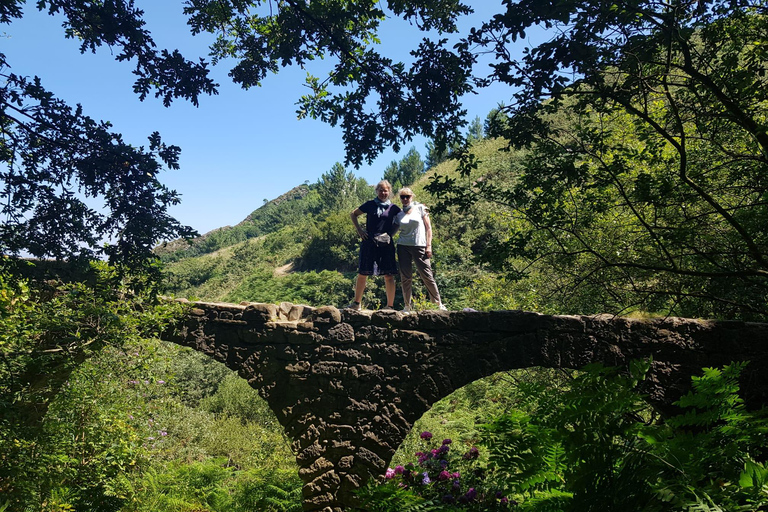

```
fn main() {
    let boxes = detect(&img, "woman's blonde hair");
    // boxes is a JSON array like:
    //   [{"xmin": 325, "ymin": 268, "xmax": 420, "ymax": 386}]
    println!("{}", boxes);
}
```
[
  {"xmin": 375, "ymin": 180, "xmax": 393, "ymax": 199},
  {"xmin": 397, "ymin": 187, "xmax": 415, "ymax": 199}
]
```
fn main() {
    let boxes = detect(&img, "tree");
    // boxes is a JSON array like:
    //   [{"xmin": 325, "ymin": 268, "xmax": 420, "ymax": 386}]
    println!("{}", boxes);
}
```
[
  {"xmin": 426, "ymin": 1, "xmax": 768, "ymax": 317},
  {"xmin": 425, "ymin": 139, "xmax": 450, "ymax": 169},
  {"xmin": 184, "ymin": 0, "xmax": 476, "ymax": 167},
  {"xmin": 382, "ymin": 146, "xmax": 425, "ymax": 189},
  {"xmin": 465, "ymin": 115, "xmax": 484, "ymax": 146},
  {"xmin": 484, "ymin": 105, "xmax": 510, "ymax": 139},
  {"xmin": 1, "ymin": 0, "xmax": 217, "ymax": 271},
  {"xmin": 7, "ymin": 0, "xmax": 768, "ymax": 315},
  {"xmin": 316, "ymin": 162, "xmax": 370, "ymax": 212}
]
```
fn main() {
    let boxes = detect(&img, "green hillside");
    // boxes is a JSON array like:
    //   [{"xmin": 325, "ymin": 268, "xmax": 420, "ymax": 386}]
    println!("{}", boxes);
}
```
[{"xmin": 159, "ymin": 137, "xmax": 537, "ymax": 312}]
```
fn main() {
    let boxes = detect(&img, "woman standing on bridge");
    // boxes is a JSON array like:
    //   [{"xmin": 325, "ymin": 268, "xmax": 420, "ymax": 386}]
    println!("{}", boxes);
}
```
[
  {"xmin": 394, "ymin": 187, "xmax": 446, "ymax": 313},
  {"xmin": 347, "ymin": 180, "xmax": 401, "ymax": 311}
]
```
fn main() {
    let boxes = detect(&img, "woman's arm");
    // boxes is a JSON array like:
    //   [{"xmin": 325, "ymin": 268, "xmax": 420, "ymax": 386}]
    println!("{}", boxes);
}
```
[
  {"xmin": 423, "ymin": 212, "xmax": 433, "ymax": 258},
  {"xmin": 351, "ymin": 208, "xmax": 368, "ymax": 240}
]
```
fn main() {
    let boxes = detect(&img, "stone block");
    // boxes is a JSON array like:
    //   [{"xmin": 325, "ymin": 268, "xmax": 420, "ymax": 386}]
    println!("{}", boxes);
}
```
[
  {"xmin": 242, "ymin": 303, "xmax": 277, "ymax": 323},
  {"xmin": 340, "ymin": 308, "xmax": 372, "ymax": 327},
  {"xmin": 338, "ymin": 455, "xmax": 354, "ymax": 470},
  {"xmin": 312, "ymin": 361, "xmax": 348, "ymax": 376},
  {"xmin": 297, "ymin": 440, "xmax": 327, "ymax": 463},
  {"xmin": 391, "ymin": 329, "xmax": 433, "ymax": 344},
  {"xmin": 355, "ymin": 325, "xmax": 390, "ymax": 342},
  {"xmin": 313, "ymin": 306, "xmax": 342, "ymax": 324},
  {"xmin": 356, "ymin": 446, "xmax": 386, "ymax": 471},
  {"xmin": 327, "ymin": 322, "xmax": 355, "ymax": 343},
  {"xmin": 299, "ymin": 457, "xmax": 335, "ymax": 480}
]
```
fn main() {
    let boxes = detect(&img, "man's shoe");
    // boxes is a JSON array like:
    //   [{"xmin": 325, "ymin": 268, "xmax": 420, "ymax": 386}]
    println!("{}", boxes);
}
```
[
  {"xmin": 345, "ymin": 302, "xmax": 361, "ymax": 311},
  {"xmin": 401, "ymin": 305, "xmax": 411, "ymax": 313},
  {"xmin": 438, "ymin": 304, "xmax": 448, "ymax": 311}
]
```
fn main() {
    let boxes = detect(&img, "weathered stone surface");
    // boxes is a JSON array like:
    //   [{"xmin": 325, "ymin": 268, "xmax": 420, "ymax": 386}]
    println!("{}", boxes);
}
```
[{"xmin": 163, "ymin": 299, "xmax": 768, "ymax": 511}]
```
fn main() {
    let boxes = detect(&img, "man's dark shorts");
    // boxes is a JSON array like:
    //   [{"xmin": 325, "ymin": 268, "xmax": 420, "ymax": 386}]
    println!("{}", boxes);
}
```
[{"xmin": 358, "ymin": 239, "xmax": 398, "ymax": 276}]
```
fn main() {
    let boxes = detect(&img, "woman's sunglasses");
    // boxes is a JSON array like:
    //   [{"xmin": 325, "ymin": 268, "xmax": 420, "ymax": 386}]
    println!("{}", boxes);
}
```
[{"xmin": 400, "ymin": 195, "xmax": 412, "ymax": 199}]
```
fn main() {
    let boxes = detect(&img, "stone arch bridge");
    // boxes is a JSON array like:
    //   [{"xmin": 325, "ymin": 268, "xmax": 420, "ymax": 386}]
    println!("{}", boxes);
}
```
[{"xmin": 162, "ymin": 300, "xmax": 768, "ymax": 512}]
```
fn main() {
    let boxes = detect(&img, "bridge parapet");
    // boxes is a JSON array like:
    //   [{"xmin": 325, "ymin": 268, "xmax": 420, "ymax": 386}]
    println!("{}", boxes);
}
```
[{"xmin": 163, "ymin": 299, "xmax": 768, "ymax": 511}]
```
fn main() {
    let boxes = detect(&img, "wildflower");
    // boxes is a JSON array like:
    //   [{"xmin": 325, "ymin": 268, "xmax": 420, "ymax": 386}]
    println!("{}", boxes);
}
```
[
  {"xmin": 394, "ymin": 465, "xmax": 404, "ymax": 475},
  {"xmin": 128, "ymin": 414, "xmax": 134, "ymax": 420},
  {"xmin": 384, "ymin": 468, "xmax": 396, "ymax": 479},
  {"xmin": 420, "ymin": 431, "xmax": 433, "ymax": 441},
  {"xmin": 157, "ymin": 380, "xmax": 165, "ymax": 384},
  {"xmin": 159, "ymin": 430, "xmax": 167, "ymax": 436},
  {"xmin": 422, "ymin": 474, "xmax": 431, "ymax": 485}
]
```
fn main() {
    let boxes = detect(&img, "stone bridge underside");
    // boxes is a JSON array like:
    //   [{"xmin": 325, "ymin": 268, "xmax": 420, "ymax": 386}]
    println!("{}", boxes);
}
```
[{"xmin": 162, "ymin": 300, "xmax": 768, "ymax": 512}]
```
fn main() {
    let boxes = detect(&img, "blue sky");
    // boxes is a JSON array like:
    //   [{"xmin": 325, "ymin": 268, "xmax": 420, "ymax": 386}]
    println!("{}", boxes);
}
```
[{"xmin": 2, "ymin": 1, "xmax": 516, "ymax": 235}]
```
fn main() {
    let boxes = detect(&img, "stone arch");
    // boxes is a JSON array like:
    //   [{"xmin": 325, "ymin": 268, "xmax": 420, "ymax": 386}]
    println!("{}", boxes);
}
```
[{"xmin": 162, "ymin": 300, "xmax": 768, "ymax": 511}]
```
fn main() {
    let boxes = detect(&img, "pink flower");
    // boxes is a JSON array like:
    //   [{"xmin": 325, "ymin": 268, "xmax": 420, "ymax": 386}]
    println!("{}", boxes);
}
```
[
  {"xmin": 438, "ymin": 470, "xmax": 451, "ymax": 481},
  {"xmin": 394, "ymin": 465, "xmax": 404, "ymax": 475},
  {"xmin": 384, "ymin": 468, "xmax": 396, "ymax": 479}
]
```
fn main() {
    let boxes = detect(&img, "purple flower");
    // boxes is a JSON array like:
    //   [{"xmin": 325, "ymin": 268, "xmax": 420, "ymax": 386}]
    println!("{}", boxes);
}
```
[
  {"xmin": 394, "ymin": 465, "xmax": 404, "ymax": 475},
  {"xmin": 452, "ymin": 471, "xmax": 460, "ymax": 479},
  {"xmin": 422, "ymin": 474, "xmax": 431, "ymax": 485},
  {"xmin": 159, "ymin": 430, "xmax": 167, "ymax": 436},
  {"xmin": 452, "ymin": 479, "xmax": 461, "ymax": 491},
  {"xmin": 420, "ymin": 431, "xmax": 433, "ymax": 441},
  {"xmin": 438, "ymin": 470, "xmax": 451, "ymax": 481},
  {"xmin": 501, "ymin": 497, "xmax": 509, "ymax": 505},
  {"xmin": 465, "ymin": 488, "xmax": 477, "ymax": 502},
  {"xmin": 437, "ymin": 444, "xmax": 450, "ymax": 455},
  {"xmin": 384, "ymin": 468, "xmax": 396, "ymax": 479},
  {"xmin": 440, "ymin": 459, "xmax": 449, "ymax": 468},
  {"xmin": 157, "ymin": 380, "xmax": 165, "ymax": 384},
  {"xmin": 442, "ymin": 438, "xmax": 452, "ymax": 445}
]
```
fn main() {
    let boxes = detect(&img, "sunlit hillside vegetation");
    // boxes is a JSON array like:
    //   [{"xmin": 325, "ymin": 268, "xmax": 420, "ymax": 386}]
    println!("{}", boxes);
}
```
[{"xmin": 159, "ymin": 136, "xmax": 545, "ymax": 313}]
